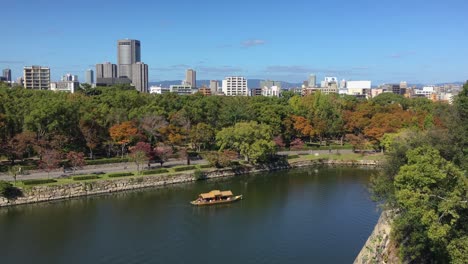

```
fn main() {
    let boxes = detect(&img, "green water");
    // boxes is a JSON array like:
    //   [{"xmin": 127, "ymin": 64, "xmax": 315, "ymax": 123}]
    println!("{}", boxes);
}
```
[{"xmin": 0, "ymin": 167, "xmax": 379, "ymax": 264}]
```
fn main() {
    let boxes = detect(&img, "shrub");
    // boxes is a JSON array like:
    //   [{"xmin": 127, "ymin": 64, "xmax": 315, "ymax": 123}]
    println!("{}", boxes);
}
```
[
  {"xmin": 197, "ymin": 164, "xmax": 212, "ymax": 169},
  {"xmin": 194, "ymin": 169, "xmax": 206, "ymax": 181},
  {"xmin": 141, "ymin": 169, "xmax": 169, "ymax": 175},
  {"xmin": 287, "ymin": 155, "xmax": 300, "ymax": 159},
  {"xmin": 0, "ymin": 181, "xmax": 13, "ymax": 197},
  {"xmin": 85, "ymin": 158, "xmax": 130, "ymax": 165},
  {"xmin": 72, "ymin": 175, "xmax": 100, "ymax": 181},
  {"xmin": 22, "ymin": 179, "xmax": 57, "ymax": 185},
  {"xmin": 107, "ymin": 172, "xmax": 134, "ymax": 178},
  {"xmin": 173, "ymin": 165, "xmax": 196, "ymax": 172}
]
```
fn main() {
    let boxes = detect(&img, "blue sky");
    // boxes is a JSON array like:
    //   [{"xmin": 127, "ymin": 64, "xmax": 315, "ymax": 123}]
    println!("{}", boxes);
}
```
[{"xmin": 1, "ymin": 0, "xmax": 467, "ymax": 84}]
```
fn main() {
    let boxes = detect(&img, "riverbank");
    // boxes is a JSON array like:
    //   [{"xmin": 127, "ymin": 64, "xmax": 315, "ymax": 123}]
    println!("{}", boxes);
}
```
[{"xmin": 0, "ymin": 157, "xmax": 382, "ymax": 207}]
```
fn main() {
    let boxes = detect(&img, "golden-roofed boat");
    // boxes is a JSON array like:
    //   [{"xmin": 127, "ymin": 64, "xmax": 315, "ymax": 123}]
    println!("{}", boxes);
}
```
[{"xmin": 190, "ymin": 190, "xmax": 242, "ymax": 206}]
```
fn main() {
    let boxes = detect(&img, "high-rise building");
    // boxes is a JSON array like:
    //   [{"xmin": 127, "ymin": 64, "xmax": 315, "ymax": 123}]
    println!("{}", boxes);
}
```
[
  {"xmin": 23, "ymin": 66, "xmax": 50, "ymax": 90},
  {"xmin": 209, "ymin": 80, "xmax": 218, "ymax": 94},
  {"xmin": 117, "ymin": 39, "xmax": 141, "ymax": 78},
  {"xmin": 85, "ymin": 69, "xmax": 94, "ymax": 84},
  {"xmin": 3, "ymin": 69, "xmax": 11, "ymax": 82},
  {"xmin": 308, "ymin": 74, "xmax": 316, "ymax": 87},
  {"xmin": 185, "ymin": 69, "xmax": 196, "ymax": 88},
  {"xmin": 96, "ymin": 63, "xmax": 118, "ymax": 79},
  {"xmin": 222, "ymin": 76, "xmax": 248, "ymax": 96},
  {"xmin": 131, "ymin": 62, "xmax": 148, "ymax": 93}
]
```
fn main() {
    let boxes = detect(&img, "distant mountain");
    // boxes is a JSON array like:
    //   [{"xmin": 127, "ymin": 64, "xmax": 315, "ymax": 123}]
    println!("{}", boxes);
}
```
[{"xmin": 149, "ymin": 79, "xmax": 303, "ymax": 89}]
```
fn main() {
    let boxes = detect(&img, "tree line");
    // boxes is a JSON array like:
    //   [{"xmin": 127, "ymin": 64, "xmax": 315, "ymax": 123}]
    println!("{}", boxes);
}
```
[{"xmin": 0, "ymin": 82, "xmax": 451, "ymax": 166}]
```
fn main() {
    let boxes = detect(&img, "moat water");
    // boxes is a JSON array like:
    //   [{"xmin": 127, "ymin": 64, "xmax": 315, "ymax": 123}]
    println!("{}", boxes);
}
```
[{"xmin": 0, "ymin": 167, "xmax": 379, "ymax": 264}]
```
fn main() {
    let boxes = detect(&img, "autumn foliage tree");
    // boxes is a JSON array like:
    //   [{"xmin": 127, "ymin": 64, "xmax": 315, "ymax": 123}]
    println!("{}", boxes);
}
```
[
  {"xmin": 153, "ymin": 144, "xmax": 173, "ymax": 167},
  {"xmin": 39, "ymin": 149, "xmax": 62, "ymax": 178},
  {"xmin": 109, "ymin": 121, "xmax": 138, "ymax": 158},
  {"xmin": 129, "ymin": 142, "xmax": 152, "ymax": 174},
  {"xmin": 66, "ymin": 151, "xmax": 86, "ymax": 175}
]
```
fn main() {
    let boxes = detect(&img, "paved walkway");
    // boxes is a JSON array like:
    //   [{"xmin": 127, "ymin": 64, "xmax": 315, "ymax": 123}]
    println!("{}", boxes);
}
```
[
  {"xmin": 0, "ymin": 159, "xmax": 207, "ymax": 181},
  {"xmin": 0, "ymin": 149, "xmax": 359, "ymax": 181}
]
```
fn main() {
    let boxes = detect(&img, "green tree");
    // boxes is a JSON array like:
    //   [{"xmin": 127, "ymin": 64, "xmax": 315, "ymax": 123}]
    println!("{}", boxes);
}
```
[
  {"xmin": 7, "ymin": 165, "xmax": 21, "ymax": 185},
  {"xmin": 216, "ymin": 121, "xmax": 275, "ymax": 163},
  {"xmin": 453, "ymin": 81, "xmax": 468, "ymax": 169},
  {"xmin": 393, "ymin": 146, "xmax": 468, "ymax": 263},
  {"xmin": 190, "ymin": 122, "xmax": 214, "ymax": 151}
]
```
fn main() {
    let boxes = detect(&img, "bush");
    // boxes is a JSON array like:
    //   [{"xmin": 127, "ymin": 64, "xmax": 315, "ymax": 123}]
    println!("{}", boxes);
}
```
[
  {"xmin": 197, "ymin": 164, "xmax": 212, "ymax": 169},
  {"xmin": 22, "ymin": 179, "xmax": 57, "ymax": 185},
  {"xmin": 107, "ymin": 172, "xmax": 134, "ymax": 178},
  {"xmin": 287, "ymin": 155, "xmax": 300, "ymax": 159},
  {"xmin": 0, "ymin": 180, "xmax": 13, "ymax": 197},
  {"xmin": 85, "ymin": 158, "xmax": 130, "ymax": 165},
  {"xmin": 141, "ymin": 169, "xmax": 169, "ymax": 175},
  {"xmin": 72, "ymin": 175, "xmax": 100, "ymax": 181},
  {"xmin": 194, "ymin": 169, "xmax": 206, "ymax": 181},
  {"xmin": 173, "ymin": 165, "xmax": 196, "ymax": 172}
]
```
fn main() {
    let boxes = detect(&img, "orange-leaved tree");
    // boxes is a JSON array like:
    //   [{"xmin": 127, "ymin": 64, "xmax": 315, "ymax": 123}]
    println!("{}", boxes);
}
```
[{"xmin": 109, "ymin": 121, "xmax": 138, "ymax": 158}]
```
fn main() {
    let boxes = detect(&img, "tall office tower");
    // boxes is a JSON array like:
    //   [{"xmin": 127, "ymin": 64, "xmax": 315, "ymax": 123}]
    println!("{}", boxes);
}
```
[
  {"xmin": 96, "ymin": 63, "xmax": 118, "ymax": 78},
  {"xmin": 185, "ymin": 69, "xmax": 196, "ymax": 88},
  {"xmin": 222, "ymin": 76, "xmax": 248, "ymax": 96},
  {"xmin": 131, "ymin": 62, "xmax": 148, "ymax": 93},
  {"xmin": 209, "ymin": 80, "xmax": 218, "ymax": 94},
  {"xmin": 308, "ymin": 74, "xmax": 316, "ymax": 87},
  {"xmin": 23, "ymin": 66, "xmax": 50, "ymax": 90},
  {"xmin": 117, "ymin": 39, "xmax": 141, "ymax": 78},
  {"xmin": 85, "ymin": 69, "xmax": 94, "ymax": 84},
  {"xmin": 3, "ymin": 69, "xmax": 11, "ymax": 82}
]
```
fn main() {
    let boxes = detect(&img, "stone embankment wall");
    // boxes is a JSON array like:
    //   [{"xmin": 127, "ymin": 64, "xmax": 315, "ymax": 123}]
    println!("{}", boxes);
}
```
[
  {"xmin": 0, "ymin": 163, "xmax": 291, "ymax": 207},
  {"xmin": 354, "ymin": 210, "xmax": 399, "ymax": 264},
  {"xmin": 0, "ymin": 159, "xmax": 380, "ymax": 207}
]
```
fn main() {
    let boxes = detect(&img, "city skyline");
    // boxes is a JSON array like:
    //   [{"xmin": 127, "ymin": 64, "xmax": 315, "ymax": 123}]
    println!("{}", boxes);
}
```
[{"xmin": 1, "ymin": 0, "xmax": 467, "ymax": 84}]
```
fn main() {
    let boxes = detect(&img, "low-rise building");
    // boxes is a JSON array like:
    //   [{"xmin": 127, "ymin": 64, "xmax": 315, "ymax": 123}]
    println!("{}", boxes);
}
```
[
  {"xmin": 149, "ymin": 86, "xmax": 170, "ymax": 94},
  {"xmin": 346, "ymin": 81, "xmax": 371, "ymax": 96},
  {"xmin": 198, "ymin": 87, "xmax": 211, "ymax": 96},
  {"xmin": 261, "ymin": 85, "xmax": 281, "ymax": 97},
  {"xmin": 170, "ymin": 84, "xmax": 197, "ymax": 95},
  {"xmin": 50, "ymin": 81, "xmax": 80, "ymax": 93},
  {"xmin": 414, "ymin": 86, "xmax": 435, "ymax": 98},
  {"xmin": 250, "ymin": 88, "xmax": 262, "ymax": 96}
]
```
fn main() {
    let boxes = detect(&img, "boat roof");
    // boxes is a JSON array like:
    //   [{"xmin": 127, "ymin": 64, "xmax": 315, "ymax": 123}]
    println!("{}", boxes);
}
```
[
  {"xmin": 221, "ymin": 191, "xmax": 233, "ymax": 196},
  {"xmin": 199, "ymin": 190, "xmax": 232, "ymax": 199}
]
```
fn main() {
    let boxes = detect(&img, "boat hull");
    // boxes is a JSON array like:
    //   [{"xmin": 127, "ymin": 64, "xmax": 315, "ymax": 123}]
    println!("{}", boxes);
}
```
[{"xmin": 190, "ymin": 195, "xmax": 243, "ymax": 206}]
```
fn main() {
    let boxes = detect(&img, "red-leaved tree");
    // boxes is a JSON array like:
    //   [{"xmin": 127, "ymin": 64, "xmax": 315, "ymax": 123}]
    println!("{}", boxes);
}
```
[
  {"xmin": 66, "ymin": 151, "xmax": 86, "ymax": 175},
  {"xmin": 129, "ymin": 142, "xmax": 152, "ymax": 175},
  {"xmin": 153, "ymin": 144, "xmax": 173, "ymax": 167},
  {"xmin": 40, "ymin": 149, "xmax": 62, "ymax": 178}
]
